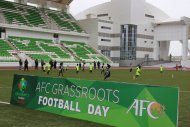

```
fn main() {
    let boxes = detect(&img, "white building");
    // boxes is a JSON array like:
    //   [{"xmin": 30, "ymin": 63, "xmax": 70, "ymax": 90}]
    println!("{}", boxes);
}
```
[{"xmin": 75, "ymin": 0, "xmax": 190, "ymax": 66}]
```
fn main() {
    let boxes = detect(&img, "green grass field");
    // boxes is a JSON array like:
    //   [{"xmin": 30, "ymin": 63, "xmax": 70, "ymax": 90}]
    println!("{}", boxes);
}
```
[{"xmin": 0, "ymin": 69, "xmax": 189, "ymax": 127}]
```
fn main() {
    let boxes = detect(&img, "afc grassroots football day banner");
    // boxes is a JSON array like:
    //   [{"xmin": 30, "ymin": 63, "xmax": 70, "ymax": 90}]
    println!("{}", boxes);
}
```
[{"xmin": 10, "ymin": 74, "xmax": 179, "ymax": 127}]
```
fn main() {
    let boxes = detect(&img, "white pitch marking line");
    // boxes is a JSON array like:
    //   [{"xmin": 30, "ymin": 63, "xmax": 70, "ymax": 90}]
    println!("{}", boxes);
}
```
[{"xmin": 0, "ymin": 101, "xmax": 10, "ymax": 105}]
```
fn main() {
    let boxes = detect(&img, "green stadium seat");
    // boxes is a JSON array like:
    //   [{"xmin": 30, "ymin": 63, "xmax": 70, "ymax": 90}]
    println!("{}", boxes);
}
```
[
  {"xmin": 0, "ymin": 39, "xmax": 13, "ymax": 57},
  {"xmin": 9, "ymin": 36, "xmax": 42, "ymax": 51},
  {"xmin": 29, "ymin": 54, "xmax": 51, "ymax": 62},
  {"xmin": 8, "ymin": 36, "xmax": 74, "ymax": 62},
  {"xmin": 0, "ymin": 39, "xmax": 18, "ymax": 62},
  {"xmin": 62, "ymin": 41, "xmax": 109, "ymax": 63},
  {"xmin": 0, "ymin": 0, "xmax": 16, "ymax": 10},
  {"xmin": 0, "ymin": 0, "xmax": 84, "ymax": 33},
  {"xmin": 44, "ymin": 9, "xmax": 84, "ymax": 33},
  {"xmin": 40, "ymin": 43, "xmax": 70, "ymax": 59},
  {"xmin": 0, "ymin": 0, "xmax": 47, "ymax": 27}
]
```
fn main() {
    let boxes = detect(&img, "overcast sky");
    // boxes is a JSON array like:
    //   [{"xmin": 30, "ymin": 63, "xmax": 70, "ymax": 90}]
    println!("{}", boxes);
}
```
[
  {"xmin": 70, "ymin": 0, "xmax": 190, "ymax": 18},
  {"xmin": 70, "ymin": 0, "xmax": 190, "ymax": 56}
]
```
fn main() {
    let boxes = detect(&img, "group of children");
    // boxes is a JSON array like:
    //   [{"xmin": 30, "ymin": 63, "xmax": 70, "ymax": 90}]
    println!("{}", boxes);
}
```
[
  {"xmin": 133, "ymin": 64, "xmax": 164, "ymax": 79},
  {"xmin": 42, "ymin": 61, "xmax": 111, "ymax": 80},
  {"xmin": 20, "ymin": 58, "xmax": 177, "ymax": 80},
  {"xmin": 75, "ymin": 63, "xmax": 111, "ymax": 80}
]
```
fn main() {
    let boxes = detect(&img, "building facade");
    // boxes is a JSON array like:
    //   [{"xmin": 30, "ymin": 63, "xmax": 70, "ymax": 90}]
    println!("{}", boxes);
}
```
[{"xmin": 75, "ymin": 0, "xmax": 190, "ymax": 66}]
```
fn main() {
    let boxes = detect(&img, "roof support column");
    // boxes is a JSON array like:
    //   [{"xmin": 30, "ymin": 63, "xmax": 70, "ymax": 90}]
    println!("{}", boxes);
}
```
[
  {"xmin": 37, "ymin": 0, "xmax": 47, "ymax": 8},
  {"xmin": 18, "ymin": 0, "xmax": 27, "ymax": 4},
  {"xmin": 181, "ymin": 39, "xmax": 188, "ymax": 60},
  {"xmin": 181, "ymin": 26, "xmax": 188, "ymax": 60},
  {"xmin": 153, "ymin": 41, "xmax": 160, "ymax": 60},
  {"xmin": 61, "ymin": 5, "xmax": 70, "ymax": 13}
]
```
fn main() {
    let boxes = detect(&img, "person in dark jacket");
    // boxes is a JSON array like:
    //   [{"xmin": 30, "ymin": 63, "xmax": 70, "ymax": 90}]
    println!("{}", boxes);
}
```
[
  {"xmin": 54, "ymin": 60, "xmax": 57, "ymax": 69},
  {"xmin": 35, "ymin": 59, "xmax": 38, "ymax": 70},
  {"xmin": 101, "ymin": 63, "xmax": 105, "ymax": 74},
  {"xmin": 97, "ymin": 61, "xmax": 100, "ymax": 69},
  {"xmin": 58, "ymin": 62, "xmax": 64, "ymax": 77},
  {"xmin": 104, "ymin": 64, "xmax": 111, "ymax": 80},
  {"xmin": 24, "ymin": 59, "xmax": 29, "ymax": 71},
  {"xmin": 19, "ymin": 59, "xmax": 23, "ymax": 70},
  {"xmin": 50, "ymin": 60, "xmax": 53, "ymax": 70},
  {"xmin": 94, "ymin": 61, "xmax": 96, "ymax": 69},
  {"xmin": 129, "ymin": 63, "xmax": 133, "ymax": 72},
  {"xmin": 82, "ymin": 62, "xmax": 85, "ymax": 72},
  {"xmin": 79, "ymin": 62, "xmax": 82, "ymax": 70},
  {"xmin": 41, "ymin": 59, "xmax": 44, "ymax": 71}
]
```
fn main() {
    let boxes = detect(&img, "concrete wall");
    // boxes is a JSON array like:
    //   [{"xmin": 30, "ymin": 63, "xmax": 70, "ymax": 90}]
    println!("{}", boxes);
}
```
[
  {"xmin": 74, "ymin": 0, "xmax": 175, "ymax": 66},
  {"xmin": 119, "ymin": 59, "xmax": 144, "ymax": 67},
  {"xmin": 159, "ymin": 41, "xmax": 170, "ymax": 60},
  {"xmin": 78, "ymin": 18, "xmax": 98, "ymax": 48},
  {"xmin": 154, "ymin": 24, "xmax": 187, "ymax": 41},
  {"xmin": 6, "ymin": 28, "xmax": 88, "ymax": 43},
  {"xmin": 75, "ymin": 2, "xmax": 111, "ymax": 20},
  {"xmin": 110, "ymin": 0, "xmax": 131, "ymax": 32},
  {"xmin": 6, "ymin": 28, "xmax": 53, "ymax": 39}
]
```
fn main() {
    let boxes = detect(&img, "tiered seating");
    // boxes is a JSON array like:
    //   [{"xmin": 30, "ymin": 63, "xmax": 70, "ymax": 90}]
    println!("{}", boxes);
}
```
[
  {"xmin": 25, "ymin": 8, "xmax": 46, "ymax": 27},
  {"xmin": 63, "ymin": 41, "xmax": 86, "ymax": 46},
  {"xmin": 0, "ymin": 39, "xmax": 18, "ymax": 62},
  {"xmin": 44, "ymin": 9, "xmax": 84, "ymax": 33},
  {"xmin": 29, "ymin": 54, "xmax": 51, "ymax": 62},
  {"xmin": 0, "ymin": 0, "xmax": 47, "ymax": 27},
  {"xmin": 40, "ymin": 43, "xmax": 70, "ymax": 59},
  {"xmin": 71, "ymin": 45, "xmax": 90, "ymax": 59},
  {"xmin": 62, "ymin": 41, "xmax": 109, "ymax": 63},
  {"xmin": 9, "ymin": 36, "xmax": 42, "ymax": 51},
  {"xmin": 0, "ymin": 0, "xmax": 84, "ymax": 33},
  {"xmin": 3, "ymin": 11, "xmax": 28, "ymax": 25},
  {"xmin": 8, "ymin": 36, "xmax": 74, "ymax": 62},
  {"xmin": 85, "ymin": 46, "xmax": 97, "ymax": 54},
  {"xmin": 0, "ymin": 39, "xmax": 12, "ymax": 57},
  {"xmin": 0, "ymin": 0, "xmax": 16, "ymax": 10},
  {"xmin": 6, "ymin": 36, "xmax": 109, "ymax": 63}
]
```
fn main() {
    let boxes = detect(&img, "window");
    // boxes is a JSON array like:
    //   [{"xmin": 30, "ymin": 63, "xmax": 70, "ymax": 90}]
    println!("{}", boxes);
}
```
[
  {"xmin": 101, "ymin": 50, "xmax": 110, "ymax": 57},
  {"xmin": 144, "ymin": 41, "xmax": 147, "ymax": 43},
  {"xmin": 120, "ymin": 24, "xmax": 137, "ymax": 60},
  {"xmin": 144, "ymin": 29, "xmax": 147, "ymax": 31},
  {"xmin": 101, "ymin": 39, "xmax": 111, "ymax": 42},
  {"xmin": 97, "ymin": 14, "xmax": 108, "ymax": 17},
  {"xmin": 145, "ymin": 14, "xmax": 154, "ymax": 18},
  {"xmin": 152, "ymin": 30, "xmax": 154, "ymax": 32},
  {"xmin": 101, "ymin": 26, "xmax": 111, "ymax": 30}
]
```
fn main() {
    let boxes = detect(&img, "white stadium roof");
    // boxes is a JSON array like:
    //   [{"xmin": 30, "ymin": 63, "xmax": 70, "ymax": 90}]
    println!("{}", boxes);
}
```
[{"xmin": 154, "ymin": 17, "xmax": 190, "ymax": 25}]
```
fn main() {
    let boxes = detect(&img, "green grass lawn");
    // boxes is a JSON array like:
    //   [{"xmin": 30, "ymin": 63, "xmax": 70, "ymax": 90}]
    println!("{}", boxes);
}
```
[{"xmin": 0, "ymin": 69, "xmax": 189, "ymax": 127}]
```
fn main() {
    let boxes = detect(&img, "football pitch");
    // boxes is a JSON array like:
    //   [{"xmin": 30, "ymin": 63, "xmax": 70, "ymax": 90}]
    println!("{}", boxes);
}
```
[{"xmin": 0, "ymin": 69, "xmax": 189, "ymax": 127}]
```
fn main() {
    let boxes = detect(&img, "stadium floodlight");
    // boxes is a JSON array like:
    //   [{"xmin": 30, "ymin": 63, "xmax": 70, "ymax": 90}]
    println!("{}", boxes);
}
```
[
  {"xmin": 27, "ymin": 3, "xmax": 38, "ymax": 7},
  {"xmin": 49, "ymin": 7, "xmax": 58, "ymax": 11},
  {"xmin": 5, "ymin": 0, "xmax": 14, "ymax": 2}
]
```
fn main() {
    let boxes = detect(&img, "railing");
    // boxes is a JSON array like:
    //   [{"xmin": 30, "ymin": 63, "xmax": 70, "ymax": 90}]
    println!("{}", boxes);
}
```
[{"xmin": 171, "ymin": 56, "xmax": 182, "ymax": 61}]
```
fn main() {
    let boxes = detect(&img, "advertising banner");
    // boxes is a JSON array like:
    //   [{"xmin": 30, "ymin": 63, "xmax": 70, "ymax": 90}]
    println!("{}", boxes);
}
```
[{"xmin": 10, "ymin": 74, "xmax": 179, "ymax": 127}]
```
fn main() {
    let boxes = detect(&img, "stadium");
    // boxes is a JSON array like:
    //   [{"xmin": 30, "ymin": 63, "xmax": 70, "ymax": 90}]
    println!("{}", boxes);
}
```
[
  {"xmin": 0, "ymin": 0, "xmax": 189, "ymax": 127},
  {"xmin": 76, "ymin": 0, "xmax": 190, "ymax": 66}
]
